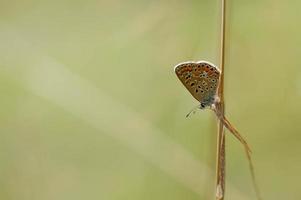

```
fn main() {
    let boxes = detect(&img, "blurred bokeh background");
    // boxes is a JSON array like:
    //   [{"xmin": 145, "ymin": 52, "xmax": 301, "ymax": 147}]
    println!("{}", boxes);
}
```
[{"xmin": 1, "ymin": 0, "xmax": 301, "ymax": 199}]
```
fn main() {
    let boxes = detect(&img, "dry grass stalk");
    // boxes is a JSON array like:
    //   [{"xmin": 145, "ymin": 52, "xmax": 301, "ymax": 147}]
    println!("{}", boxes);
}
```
[
  {"xmin": 215, "ymin": 0, "xmax": 226, "ymax": 199},
  {"xmin": 215, "ymin": 1, "xmax": 262, "ymax": 200}
]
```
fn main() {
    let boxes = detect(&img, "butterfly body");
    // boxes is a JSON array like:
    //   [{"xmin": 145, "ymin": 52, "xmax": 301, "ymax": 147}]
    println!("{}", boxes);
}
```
[{"xmin": 174, "ymin": 61, "xmax": 220, "ymax": 108}]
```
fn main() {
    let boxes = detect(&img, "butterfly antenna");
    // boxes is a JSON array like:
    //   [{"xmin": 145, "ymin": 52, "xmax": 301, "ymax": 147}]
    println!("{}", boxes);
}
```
[
  {"xmin": 185, "ymin": 105, "xmax": 200, "ymax": 118},
  {"xmin": 219, "ymin": 114, "xmax": 263, "ymax": 200}
]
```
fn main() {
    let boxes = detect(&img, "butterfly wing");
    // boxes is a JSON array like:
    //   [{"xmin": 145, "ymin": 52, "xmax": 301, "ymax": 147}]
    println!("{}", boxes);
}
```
[{"xmin": 174, "ymin": 61, "xmax": 220, "ymax": 106}]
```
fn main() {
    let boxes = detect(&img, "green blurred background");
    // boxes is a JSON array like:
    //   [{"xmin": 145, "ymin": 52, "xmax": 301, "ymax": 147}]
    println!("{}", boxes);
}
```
[{"xmin": 0, "ymin": 0, "xmax": 301, "ymax": 199}]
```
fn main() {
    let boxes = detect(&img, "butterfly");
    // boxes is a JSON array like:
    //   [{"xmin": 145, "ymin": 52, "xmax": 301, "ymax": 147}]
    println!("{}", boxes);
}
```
[{"xmin": 174, "ymin": 61, "xmax": 251, "ymax": 154}]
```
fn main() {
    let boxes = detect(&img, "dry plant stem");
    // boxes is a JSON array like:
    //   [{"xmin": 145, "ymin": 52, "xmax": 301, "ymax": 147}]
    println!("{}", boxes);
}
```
[
  {"xmin": 246, "ymin": 149, "xmax": 263, "ymax": 200},
  {"xmin": 215, "ymin": 1, "xmax": 262, "ymax": 200},
  {"xmin": 215, "ymin": 0, "xmax": 226, "ymax": 199},
  {"xmin": 217, "ymin": 112, "xmax": 251, "ymax": 154},
  {"xmin": 213, "ymin": 102, "xmax": 262, "ymax": 200}
]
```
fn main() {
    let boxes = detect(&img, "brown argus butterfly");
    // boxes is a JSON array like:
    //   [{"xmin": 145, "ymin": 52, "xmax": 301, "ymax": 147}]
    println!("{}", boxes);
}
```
[{"xmin": 174, "ymin": 61, "xmax": 251, "ymax": 153}]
